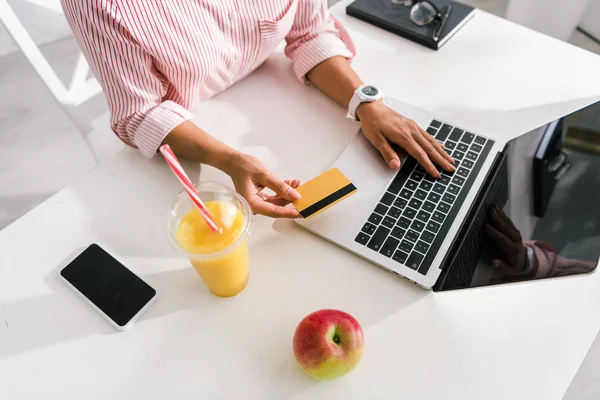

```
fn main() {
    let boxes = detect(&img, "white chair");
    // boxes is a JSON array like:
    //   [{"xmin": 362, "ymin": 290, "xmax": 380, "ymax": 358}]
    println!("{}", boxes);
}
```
[{"xmin": 0, "ymin": 0, "xmax": 120, "ymax": 164}]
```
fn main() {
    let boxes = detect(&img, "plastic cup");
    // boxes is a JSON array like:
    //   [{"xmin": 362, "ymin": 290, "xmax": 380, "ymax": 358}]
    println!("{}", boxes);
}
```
[{"xmin": 167, "ymin": 182, "xmax": 252, "ymax": 297}]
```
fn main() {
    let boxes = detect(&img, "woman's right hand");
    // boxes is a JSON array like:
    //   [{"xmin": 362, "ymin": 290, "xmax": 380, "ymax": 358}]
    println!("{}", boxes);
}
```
[{"xmin": 222, "ymin": 153, "xmax": 302, "ymax": 219}]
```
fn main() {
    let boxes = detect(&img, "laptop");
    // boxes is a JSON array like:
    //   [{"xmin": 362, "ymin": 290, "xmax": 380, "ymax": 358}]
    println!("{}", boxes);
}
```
[{"xmin": 295, "ymin": 97, "xmax": 517, "ymax": 289}]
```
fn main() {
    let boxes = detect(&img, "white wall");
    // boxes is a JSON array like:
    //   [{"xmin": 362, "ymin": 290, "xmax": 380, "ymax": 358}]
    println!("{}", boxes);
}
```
[
  {"xmin": 581, "ymin": 0, "xmax": 600, "ymax": 39},
  {"xmin": 506, "ymin": 0, "xmax": 593, "ymax": 41},
  {"xmin": 0, "ymin": 0, "xmax": 71, "ymax": 57}
]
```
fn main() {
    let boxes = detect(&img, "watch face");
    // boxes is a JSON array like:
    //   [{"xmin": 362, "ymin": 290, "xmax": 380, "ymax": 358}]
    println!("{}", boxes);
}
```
[{"xmin": 361, "ymin": 85, "xmax": 379, "ymax": 97}]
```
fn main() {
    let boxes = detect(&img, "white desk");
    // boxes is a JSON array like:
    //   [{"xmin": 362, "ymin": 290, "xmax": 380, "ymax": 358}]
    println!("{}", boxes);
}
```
[{"xmin": 2, "ymin": 2, "xmax": 600, "ymax": 399}]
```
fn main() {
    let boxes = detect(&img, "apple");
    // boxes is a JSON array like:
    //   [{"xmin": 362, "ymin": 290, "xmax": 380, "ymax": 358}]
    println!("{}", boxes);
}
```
[{"xmin": 293, "ymin": 309, "xmax": 364, "ymax": 381}]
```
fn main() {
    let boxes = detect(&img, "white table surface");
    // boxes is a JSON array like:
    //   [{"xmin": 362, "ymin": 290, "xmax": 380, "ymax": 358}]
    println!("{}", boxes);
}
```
[{"xmin": 2, "ymin": 2, "xmax": 600, "ymax": 399}]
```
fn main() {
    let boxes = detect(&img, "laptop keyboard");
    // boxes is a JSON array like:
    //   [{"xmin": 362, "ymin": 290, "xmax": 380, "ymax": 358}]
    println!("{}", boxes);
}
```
[{"xmin": 354, "ymin": 121, "xmax": 494, "ymax": 275}]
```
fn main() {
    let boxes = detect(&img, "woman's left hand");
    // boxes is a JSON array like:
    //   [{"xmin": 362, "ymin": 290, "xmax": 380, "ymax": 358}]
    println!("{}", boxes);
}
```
[{"xmin": 357, "ymin": 100, "xmax": 455, "ymax": 178}]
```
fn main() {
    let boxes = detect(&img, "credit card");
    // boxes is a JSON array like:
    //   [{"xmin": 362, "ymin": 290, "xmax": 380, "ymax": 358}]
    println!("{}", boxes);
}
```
[{"xmin": 292, "ymin": 168, "xmax": 357, "ymax": 220}]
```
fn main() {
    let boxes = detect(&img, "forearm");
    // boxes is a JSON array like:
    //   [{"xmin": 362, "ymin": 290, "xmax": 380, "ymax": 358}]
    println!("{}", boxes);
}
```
[
  {"xmin": 306, "ymin": 56, "xmax": 362, "ymax": 109},
  {"xmin": 162, "ymin": 121, "xmax": 239, "ymax": 173}
]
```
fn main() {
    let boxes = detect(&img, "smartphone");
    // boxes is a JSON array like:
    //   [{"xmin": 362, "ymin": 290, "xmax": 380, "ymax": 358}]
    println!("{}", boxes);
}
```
[{"xmin": 60, "ymin": 243, "xmax": 157, "ymax": 330}]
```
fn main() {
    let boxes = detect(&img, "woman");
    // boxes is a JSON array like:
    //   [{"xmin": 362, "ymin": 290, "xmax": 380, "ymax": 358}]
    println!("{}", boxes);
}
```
[{"xmin": 62, "ymin": 0, "xmax": 455, "ymax": 218}]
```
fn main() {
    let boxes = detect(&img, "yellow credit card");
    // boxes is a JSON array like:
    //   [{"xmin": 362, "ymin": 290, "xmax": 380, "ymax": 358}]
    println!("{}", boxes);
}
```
[{"xmin": 292, "ymin": 168, "xmax": 357, "ymax": 220}]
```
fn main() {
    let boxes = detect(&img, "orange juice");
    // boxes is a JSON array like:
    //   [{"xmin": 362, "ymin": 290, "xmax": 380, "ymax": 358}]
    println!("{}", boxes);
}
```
[{"xmin": 176, "ymin": 201, "xmax": 249, "ymax": 297}]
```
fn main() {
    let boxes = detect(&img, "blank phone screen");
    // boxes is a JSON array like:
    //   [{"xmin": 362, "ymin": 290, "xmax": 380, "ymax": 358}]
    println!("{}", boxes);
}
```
[{"xmin": 60, "ymin": 244, "xmax": 156, "ymax": 327}]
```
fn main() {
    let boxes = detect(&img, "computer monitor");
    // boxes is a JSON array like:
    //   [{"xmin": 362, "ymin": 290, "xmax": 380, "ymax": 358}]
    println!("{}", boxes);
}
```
[{"xmin": 434, "ymin": 103, "xmax": 600, "ymax": 291}]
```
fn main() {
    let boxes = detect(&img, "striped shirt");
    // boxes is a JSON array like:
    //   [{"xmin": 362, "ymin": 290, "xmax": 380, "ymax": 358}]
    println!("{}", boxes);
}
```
[{"xmin": 61, "ymin": 0, "xmax": 355, "ymax": 157}]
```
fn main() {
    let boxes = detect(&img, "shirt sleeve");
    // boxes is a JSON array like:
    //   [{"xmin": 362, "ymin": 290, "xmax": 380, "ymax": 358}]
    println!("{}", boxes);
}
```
[
  {"xmin": 524, "ymin": 240, "xmax": 598, "ymax": 279},
  {"xmin": 61, "ymin": 0, "xmax": 193, "ymax": 158},
  {"xmin": 284, "ymin": 0, "xmax": 356, "ymax": 82}
]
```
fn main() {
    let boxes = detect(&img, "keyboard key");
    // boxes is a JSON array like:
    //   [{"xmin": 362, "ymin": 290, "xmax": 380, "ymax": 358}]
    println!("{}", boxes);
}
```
[
  {"xmin": 400, "ymin": 189, "xmax": 413, "ymax": 200},
  {"xmin": 447, "ymin": 184, "xmax": 460, "ymax": 195},
  {"xmin": 362, "ymin": 222, "xmax": 376, "ymax": 235},
  {"xmin": 424, "ymin": 174, "xmax": 436, "ymax": 182},
  {"xmin": 457, "ymin": 167, "xmax": 469, "ymax": 178},
  {"xmin": 415, "ymin": 189, "xmax": 428, "ymax": 201},
  {"xmin": 439, "ymin": 175, "xmax": 451, "ymax": 185},
  {"xmin": 466, "ymin": 151, "xmax": 478, "ymax": 161},
  {"xmin": 367, "ymin": 226, "xmax": 390, "ymax": 251},
  {"xmin": 448, "ymin": 128, "xmax": 463, "ymax": 142},
  {"xmin": 391, "ymin": 227, "xmax": 406, "ymax": 240},
  {"xmin": 422, "ymin": 201, "xmax": 436, "ymax": 213},
  {"xmin": 442, "ymin": 193, "xmax": 456, "ymax": 204},
  {"xmin": 405, "ymin": 180, "xmax": 418, "ymax": 191},
  {"xmin": 432, "ymin": 211, "xmax": 445, "ymax": 223},
  {"xmin": 426, "ymin": 126, "xmax": 438, "ymax": 136},
  {"xmin": 382, "ymin": 216, "xmax": 396, "ymax": 228},
  {"xmin": 403, "ymin": 207, "xmax": 417, "ymax": 219},
  {"xmin": 430, "ymin": 120, "xmax": 441, "ymax": 128},
  {"xmin": 375, "ymin": 203, "xmax": 389, "ymax": 215},
  {"xmin": 411, "ymin": 220, "xmax": 425, "ymax": 232},
  {"xmin": 405, "ymin": 229, "xmax": 419, "ymax": 242},
  {"xmin": 452, "ymin": 150, "xmax": 464, "ymax": 160},
  {"xmin": 381, "ymin": 192, "xmax": 395, "ymax": 206},
  {"xmin": 471, "ymin": 143, "xmax": 483, "ymax": 153},
  {"xmin": 436, "ymin": 124, "xmax": 453, "ymax": 141},
  {"xmin": 388, "ymin": 206, "xmax": 402, "ymax": 219},
  {"xmin": 393, "ymin": 250, "xmax": 409, "ymax": 264},
  {"xmin": 388, "ymin": 170, "xmax": 410, "ymax": 194},
  {"xmin": 457, "ymin": 143, "xmax": 469, "ymax": 152},
  {"xmin": 421, "ymin": 230, "xmax": 435, "ymax": 243},
  {"xmin": 444, "ymin": 141, "xmax": 456, "ymax": 150},
  {"xmin": 442, "ymin": 168, "xmax": 455, "ymax": 177},
  {"xmin": 380, "ymin": 237, "xmax": 400, "ymax": 258},
  {"xmin": 474, "ymin": 136, "xmax": 486, "ymax": 145},
  {"xmin": 368, "ymin": 213, "xmax": 382, "ymax": 225},
  {"xmin": 394, "ymin": 197, "xmax": 407, "ymax": 209},
  {"xmin": 398, "ymin": 217, "xmax": 411, "ymax": 229},
  {"xmin": 426, "ymin": 221, "xmax": 441, "ymax": 233},
  {"xmin": 407, "ymin": 199, "xmax": 423, "ymax": 211},
  {"xmin": 427, "ymin": 192, "xmax": 441, "ymax": 203},
  {"xmin": 452, "ymin": 176, "xmax": 465, "ymax": 186},
  {"xmin": 419, "ymin": 181, "xmax": 433, "ymax": 191},
  {"xmin": 399, "ymin": 240, "xmax": 414, "ymax": 253},
  {"xmin": 406, "ymin": 251, "xmax": 424, "ymax": 270},
  {"xmin": 432, "ymin": 183, "xmax": 446, "ymax": 195},
  {"xmin": 415, "ymin": 240, "xmax": 430, "ymax": 254},
  {"xmin": 437, "ymin": 202, "xmax": 451, "ymax": 213},
  {"xmin": 415, "ymin": 165, "xmax": 426, "ymax": 174},
  {"xmin": 461, "ymin": 132, "xmax": 475, "ymax": 144},
  {"xmin": 355, "ymin": 232, "xmax": 370, "ymax": 245},
  {"xmin": 410, "ymin": 172, "xmax": 425, "ymax": 182},
  {"xmin": 417, "ymin": 210, "xmax": 431, "ymax": 222},
  {"xmin": 462, "ymin": 159, "xmax": 474, "ymax": 169}
]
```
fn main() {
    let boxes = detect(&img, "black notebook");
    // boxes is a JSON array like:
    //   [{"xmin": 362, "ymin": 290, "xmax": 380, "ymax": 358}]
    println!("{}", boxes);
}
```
[{"xmin": 346, "ymin": 0, "xmax": 475, "ymax": 50}]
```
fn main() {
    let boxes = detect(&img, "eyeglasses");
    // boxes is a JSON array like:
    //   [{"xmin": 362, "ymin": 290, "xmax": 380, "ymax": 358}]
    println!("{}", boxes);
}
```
[{"xmin": 390, "ymin": 0, "xmax": 453, "ymax": 42}]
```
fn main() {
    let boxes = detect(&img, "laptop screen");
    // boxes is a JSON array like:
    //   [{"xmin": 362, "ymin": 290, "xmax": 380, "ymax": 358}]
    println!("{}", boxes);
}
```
[{"xmin": 436, "ymin": 102, "xmax": 600, "ymax": 291}]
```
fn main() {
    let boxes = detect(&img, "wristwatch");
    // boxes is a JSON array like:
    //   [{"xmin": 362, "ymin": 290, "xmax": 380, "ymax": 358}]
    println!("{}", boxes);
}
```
[{"xmin": 347, "ymin": 84, "xmax": 383, "ymax": 120}]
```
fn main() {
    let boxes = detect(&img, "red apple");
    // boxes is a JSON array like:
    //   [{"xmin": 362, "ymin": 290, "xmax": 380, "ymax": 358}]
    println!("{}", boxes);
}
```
[{"xmin": 293, "ymin": 309, "xmax": 364, "ymax": 381}]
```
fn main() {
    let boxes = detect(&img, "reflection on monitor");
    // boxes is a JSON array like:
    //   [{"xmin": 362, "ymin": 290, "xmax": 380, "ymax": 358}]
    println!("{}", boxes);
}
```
[{"xmin": 435, "ymin": 102, "xmax": 600, "ymax": 291}]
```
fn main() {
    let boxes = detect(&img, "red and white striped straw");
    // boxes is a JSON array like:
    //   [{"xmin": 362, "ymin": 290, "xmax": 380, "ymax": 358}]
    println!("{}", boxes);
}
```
[{"xmin": 159, "ymin": 144, "xmax": 220, "ymax": 233}]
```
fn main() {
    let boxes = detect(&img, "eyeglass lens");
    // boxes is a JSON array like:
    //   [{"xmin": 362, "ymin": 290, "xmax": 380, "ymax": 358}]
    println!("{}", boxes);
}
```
[{"xmin": 410, "ymin": 1, "xmax": 438, "ymax": 26}]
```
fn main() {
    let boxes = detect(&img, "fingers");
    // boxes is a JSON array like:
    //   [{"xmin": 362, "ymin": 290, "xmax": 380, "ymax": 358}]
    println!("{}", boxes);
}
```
[
  {"xmin": 250, "ymin": 198, "xmax": 300, "ymax": 219},
  {"xmin": 488, "ymin": 206, "xmax": 521, "ymax": 242},
  {"xmin": 367, "ymin": 132, "xmax": 401, "ymax": 169},
  {"xmin": 484, "ymin": 222, "xmax": 514, "ymax": 255},
  {"xmin": 416, "ymin": 124, "xmax": 455, "ymax": 166},
  {"xmin": 493, "ymin": 205, "xmax": 521, "ymax": 237},
  {"xmin": 261, "ymin": 173, "xmax": 301, "ymax": 201},
  {"xmin": 413, "ymin": 130, "xmax": 456, "ymax": 173},
  {"xmin": 401, "ymin": 138, "xmax": 441, "ymax": 178}
]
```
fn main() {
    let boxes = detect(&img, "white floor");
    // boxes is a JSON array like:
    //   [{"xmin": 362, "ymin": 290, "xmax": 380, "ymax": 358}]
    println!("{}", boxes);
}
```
[{"xmin": 1, "ymin": 1, "xmax": 600, "ymax": 399}]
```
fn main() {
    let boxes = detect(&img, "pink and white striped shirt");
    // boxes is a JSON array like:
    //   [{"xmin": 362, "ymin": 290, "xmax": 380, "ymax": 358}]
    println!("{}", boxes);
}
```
[{"xmin": 61, "ymin": 0, "xmax": 355, "ymax": 157}]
